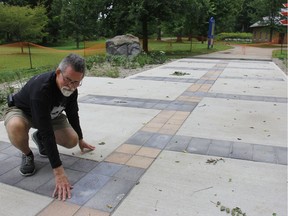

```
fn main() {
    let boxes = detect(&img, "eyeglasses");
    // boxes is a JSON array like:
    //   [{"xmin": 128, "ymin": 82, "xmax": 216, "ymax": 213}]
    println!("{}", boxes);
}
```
[{"xmin": 60, "ymin": 71, "xmax": 82, "ymax": 88}]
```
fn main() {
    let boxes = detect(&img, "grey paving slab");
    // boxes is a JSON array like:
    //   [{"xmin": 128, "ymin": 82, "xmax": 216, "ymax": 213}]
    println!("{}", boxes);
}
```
[
  {"xmin": 15, "ymin": 164, "xmax": 54, "ymax": 191},
  {"xmin": 68, "ymin": 173, "xmax": 111, "ymax": 205},
  {"xmin": 230, "ymin": 142, "xmax": 254, "ymax": 161},
  {"xmin": 124, "ymin": 131, "xmax": 155, "ymax": 146},
  {"xmin": 0, "ymin": 156, "xmax": 21, "ymax": 175},
  {"xmin": 78, "ymin": 76, "xmax": 191, "ymax": 101},
  {"xmin": 170, "ymin": 135, "xmax": 287, "ymax": 165},
  {"xmin": 80, "ymin": 94, "xmax": 199, "ymax": 111},
  {"xmin": 1, "ymin": 145, "xmax": 20, "ymax": 156},
  {"xmin": 210, "ymin": 77, "xmax": 287, "ymax": 98},
  {"xmin": 253, "ymin": 145, "xmax": 277, "ymax": 163},
  {"xmin": 112, "ymin": 151, "xmax": 287, "ymax": 216},
  {"xmin": 127, "ymin": 60, "xmax": 216, "ymax": 79},
  {"xmin": 186, "ymin": 137, "xmax": 211, "ymax": 155},
  {"xmin": 177, "ymin": 97, "xmax": 287, "ymax": 147},
  {"xmin": 69, "ymin": 158, "xmax": 99, "ymax": 172},
  {"xmin": 114, "ymin": 166, "xmax": 145, "ymax": 182},
  {"xmin": 144, "ymin": 134, "xmax": 173, "ymax": 149},
  {"xmin": 0, "ymin": 141, "xmax": 10, "ymax": 150},
  {"xmin": 165, "ymin": 135, "xmax": 192, "ymax": 151},
  {"xmin": 131, "ymin": 75, "xmax": 198, "ymax": 83},
  {"xmin": 36, "ymin": 168, "xmax": 86, "ymax": 197},
  {"xmin": 84, "ymin": 177, "xmax": 136, "ymax": 212},
  {"xmin": 0, "ymin": 152, "xmax": 9, "ymax": 160},
  {"xmin": 275, "ymin": 147, "xmax": 288, "ymax": 165},
  {"xmin": 90, "ymin": 162, "xmax": 123, "ymax": 177},
  {"xmin": 0, "ymin": 166, "xmax": 26, "ymax": 185},
  {"xmin": 0, "ymin": 183, "xmax": 53, "ymax": 216},
  {"xmin": 57, "ymin": 104, "xmax": 159, "ymax": 161},
  {"xmin": 207, "ymin": 139, "xmax": 233, "ymax": 157},
  {"xmin": 61, "ymin": 154, "xmax": 81, "ymax": 168}
]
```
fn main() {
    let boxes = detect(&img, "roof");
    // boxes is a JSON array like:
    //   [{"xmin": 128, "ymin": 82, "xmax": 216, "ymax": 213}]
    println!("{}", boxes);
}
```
[{"xmin": 250, "ymin": 16, "xmax": 283, "ymax": 28}]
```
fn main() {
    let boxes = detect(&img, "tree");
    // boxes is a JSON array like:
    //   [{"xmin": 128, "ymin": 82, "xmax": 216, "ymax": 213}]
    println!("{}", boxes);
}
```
[
  {"xmin": 183, "ymin": 0, "xmax": 215, "ymax": 41},
  {"xmin": 60, "ymin": 0, "xmax": 104, "ymax": 48},
  {"xmin": 0, "ymin": 4, "xmax": 48, "ymax": 42},
  {"xmin": 210, "ymin": 0, "xmax": 244, "ymax": 32},
  {"xmin": 102, "ymin": 0, "xmax": 186, "ymax": 52},
  {"xmin": 133, "ymin": 0, "xmax": 187, "ymax": 52}
]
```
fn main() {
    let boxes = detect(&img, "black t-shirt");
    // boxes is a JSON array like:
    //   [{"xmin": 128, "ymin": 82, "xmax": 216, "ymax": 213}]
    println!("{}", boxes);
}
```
[{"xmin": 13, "ymin": 71, "xmax": 83, "ymax": 168}]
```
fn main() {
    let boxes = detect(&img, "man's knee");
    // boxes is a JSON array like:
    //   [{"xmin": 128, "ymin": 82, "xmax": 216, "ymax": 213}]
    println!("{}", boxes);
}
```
[
  {"xmin": 6, "ymin": 117, "xmax": 28, "ymax": 134},
  {"xmin": 66, "ymin": 135, "xmax": 78, "ymax": 149}
]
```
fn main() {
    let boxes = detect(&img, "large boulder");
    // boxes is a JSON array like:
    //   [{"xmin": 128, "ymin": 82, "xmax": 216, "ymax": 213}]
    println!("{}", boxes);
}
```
[{"xmin": 106, "ymin": 34, "xmax": 141, "ymax": 58}]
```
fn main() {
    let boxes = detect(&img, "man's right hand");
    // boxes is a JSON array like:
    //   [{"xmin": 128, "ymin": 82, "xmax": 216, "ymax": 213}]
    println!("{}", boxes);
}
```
[{"xmin": 52, "ymin": 166, "xmax": 73, "ymax": 201}]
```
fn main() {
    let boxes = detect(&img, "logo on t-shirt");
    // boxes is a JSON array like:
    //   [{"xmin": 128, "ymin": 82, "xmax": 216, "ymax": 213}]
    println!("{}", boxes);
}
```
[{"xmin": 51, "ymin": 105, "xmax": 65, "ymax": 119}]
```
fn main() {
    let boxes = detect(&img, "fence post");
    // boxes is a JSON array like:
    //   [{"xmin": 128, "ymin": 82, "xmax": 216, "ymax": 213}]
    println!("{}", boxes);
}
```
[{"xmin": 28, "ymin": 42, "xmax": 33, "ymax": 69}]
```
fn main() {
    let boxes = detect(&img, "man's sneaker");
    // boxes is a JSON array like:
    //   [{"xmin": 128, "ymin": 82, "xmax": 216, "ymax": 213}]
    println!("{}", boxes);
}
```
[
  {"xmin": 19, "ymin": 153, "xmax": 36, "ymax": 176},
  {"xmin": 32, "ymin": 131, "xmax": 47, "ymax": 157}
]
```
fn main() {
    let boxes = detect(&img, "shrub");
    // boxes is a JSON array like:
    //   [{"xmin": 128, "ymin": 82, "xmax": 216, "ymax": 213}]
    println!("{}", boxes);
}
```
[{"xmin": 216, "ymin": 32, "xmax": 253, "ymax": 41}]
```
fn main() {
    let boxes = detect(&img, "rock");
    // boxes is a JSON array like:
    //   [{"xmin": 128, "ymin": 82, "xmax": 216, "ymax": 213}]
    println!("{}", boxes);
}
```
[{"xmin": 106, "ymin": 34, "xmax": 141, "ymax": 58}]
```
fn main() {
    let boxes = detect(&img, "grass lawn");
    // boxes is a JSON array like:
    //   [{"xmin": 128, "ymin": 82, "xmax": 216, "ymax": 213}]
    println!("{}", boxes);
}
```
[{"xmin": 0, "ymin": 39, "xmax": 231, "ymax": 83}]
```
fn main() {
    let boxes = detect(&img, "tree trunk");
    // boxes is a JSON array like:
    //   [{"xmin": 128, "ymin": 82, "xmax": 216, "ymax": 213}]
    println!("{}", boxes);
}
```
[
  {"xmin": 176, "ymin": 36, "xmax": 183, "ymax": 43},
  {"xmin": 76, "ymin": 32, "xmax": 80, "ymax": 49},
  {"xmin": 157, "ymin": 27, "xmax": 162, "ymax": 41},
  {"xmin": 142, "ymin": 16, "xmax": 148, "ymax": 53}
]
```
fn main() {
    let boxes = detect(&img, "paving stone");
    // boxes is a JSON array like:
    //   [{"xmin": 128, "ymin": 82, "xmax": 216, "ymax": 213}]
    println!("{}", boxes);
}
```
[
  {"xmin": 207, "ymin": 139, "xmax": 232, "ymax": 157},
  {"xmin": 84, "ymin": 177, "xmax": 136, "ymax": 212},
  {"xmin": 0, "ymin": 166, "xmax": 25, "ymax": 185},
  {"xmin": 105, "ymin": 152, "xmax": 132, "ymax": 164},
  {"xmin": 253, "ymin": 145, "xmax": 277, "ymax": 163},
  {"xmin": 116, "ymin": 144, "xmax": 141, "ymax": 155},
  {"xmin": 0, "ymin": 153, "xmax": 9, "ymax": 161},
  {"xmin": 142, "ymin": 102, "xmax": 157, "ymax": 109},
  {"xmin": 61, "ymin": 154, "xmax": 80, "ymax": 168},
  {"xmin": 0, "ymin": 156, "xmax": 21, "ymax": 175},
  {"xmin": 0, "ymin": 141, "xmax": 10, "ymax": 150},
  {"xmin": 125, "ymin": 131, "xmax": 155, "ymax": 146},
  {"xmin": 90, "ymin": 162, "xmax": 123, "ymax": 177},
  {"xmin": 136, "ymin": 147, "xmax": 161, "ymax": 158},
  {"xmin": 165, "ymin": 135, "xmax": 192, "ymax": 152},
  {"xmin": 69, "ymin": 158, "xmax": 99, "ymax": 173},
  {"xmin": 74, "ymin": 207, "xmax": 110, "ymax": 216},
  {"xmin": 114, "ymin": 166, "xmax": 145, "ymax": 181},
  {"xmin": 129, "ymin": 101, "xmax": 146, "ymax": 108},
  {"xmin": 68, "ymin": 173, "xmax": 111, "ymax": 205},
  {"xmin": 15, "ymin": 164, "xmax": 54, "ymax": 192},
  {"xmin": 34, "ymin": 154, "xmax": 50, "ymax": 163},
  {"xmin": 1, "ymin": 145, "xmax": 21, "ymax": 156},
  {"xmin": 153, "ymin": 103, "xmax": 169, "ymax": 110},
  {"xmin": 274, "ymin": 146, "xmax": 287, "ymax": 165},
  {"xmin": 276, "ymin": 97, "xmax": 288, "ymax": 103},
  {"xmin": 165, "ymin": 102, "xmax": 197, "ymax": 112},
  {"xmin": 187, "ymin": 137, "xmax": 211, "ymax": 155},
  {"xmin": 36, "ymin": 168, "xmax": 87, "ymax": 197},
  {"xmin": 126, "ymin": 155, "xmax": 154, "ymax": 169},
  {"xmin": 37, "ymin": 200, "xmax": 80, "ymax": 216},
  {"xmin": 230, "ymin": 142, "xmax": 253, "ymax": 161},
  {"xmin": 144, "ymin": 134, "xmax": 173, "ymax": 149}
]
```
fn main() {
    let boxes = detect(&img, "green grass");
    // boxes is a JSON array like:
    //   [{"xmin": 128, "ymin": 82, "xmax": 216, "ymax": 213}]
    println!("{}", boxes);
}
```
[
  {"xmin": 272, "ymin": 49, "xmax": 287, "ymax": 59},
  {"xmin": 273, "ymin": 49, "xmax": 287, "ymax": 67},
  {"xmin": 0, "ymin": 39, "xmax": 230, "ymax": 84}
]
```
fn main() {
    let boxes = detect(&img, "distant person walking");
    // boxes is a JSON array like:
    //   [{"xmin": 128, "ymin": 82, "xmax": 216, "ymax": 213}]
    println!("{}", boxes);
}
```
[{"xmin": 3, "ymin": 53, "xmax": 95, "ymax": 201}]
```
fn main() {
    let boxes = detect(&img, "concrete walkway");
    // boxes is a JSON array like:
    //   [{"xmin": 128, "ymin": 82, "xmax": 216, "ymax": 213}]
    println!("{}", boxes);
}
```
[{"xmin": 0, "ymin": 46, "xmax": 287, "ymax": 216}]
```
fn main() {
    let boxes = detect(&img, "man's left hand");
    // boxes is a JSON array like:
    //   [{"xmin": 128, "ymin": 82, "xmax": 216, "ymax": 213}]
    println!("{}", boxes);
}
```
[{"xmin": 79, "ymin": 139, "xmax": 95, "ymax": 153}]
